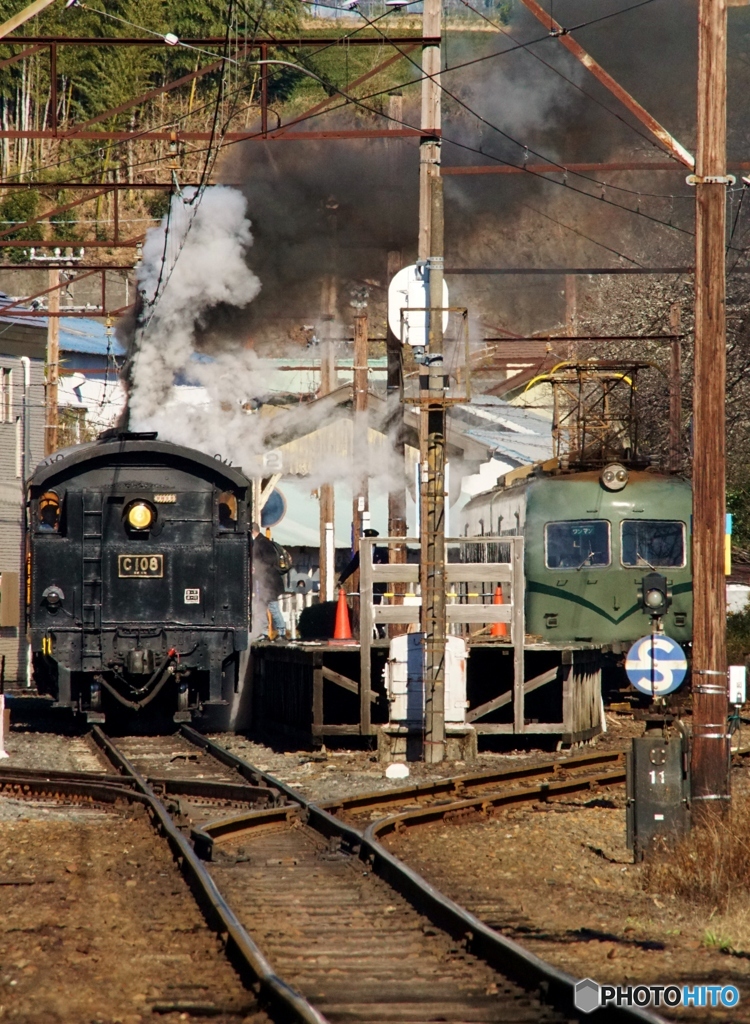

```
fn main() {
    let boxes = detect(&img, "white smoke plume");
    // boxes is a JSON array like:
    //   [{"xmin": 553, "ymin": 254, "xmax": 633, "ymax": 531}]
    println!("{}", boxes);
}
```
[
  {"xmin": 127, "ymin": 186, "xmax": 409, "ymax": 495},
  {"xmin": 129, "ymin": 186, "xmax": 261, "ymax": 425}
]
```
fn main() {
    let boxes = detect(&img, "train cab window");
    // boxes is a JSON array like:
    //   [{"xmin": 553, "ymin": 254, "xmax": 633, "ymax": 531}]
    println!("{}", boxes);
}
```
[
  {"xmin": 218, "ymin": 491, "xmax": 238, "ymax": 531},
  {"xmin": 545, "ymin": 520, "xmax": 610, "ymax": 569},
  {"xmin": 37, "ymin": 491, "xmax": 61, "ymax": 533},
  {"xmin": 621, "ymin": 520, "xmax": 685, "ymax": 568}
]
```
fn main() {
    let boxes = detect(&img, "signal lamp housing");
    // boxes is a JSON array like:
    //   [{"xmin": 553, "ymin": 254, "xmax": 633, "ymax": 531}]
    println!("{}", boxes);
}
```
[{"xmin": 639, "ymin": 571, "xmax": 671, "ymax": 618}]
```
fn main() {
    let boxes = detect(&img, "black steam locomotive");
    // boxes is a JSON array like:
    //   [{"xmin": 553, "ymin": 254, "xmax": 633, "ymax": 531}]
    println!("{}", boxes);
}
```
[{"xmin": 27, "ymin": 432, "xmax": 250, "ymax": 723}]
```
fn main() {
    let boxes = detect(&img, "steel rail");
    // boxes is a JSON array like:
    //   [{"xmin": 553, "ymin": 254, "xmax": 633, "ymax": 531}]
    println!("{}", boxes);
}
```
[
  {"xmin": 89, "ymin": 727, "xmax": 327, "ymax": 1024},
  {"xmin": 0, "ymin": 765, "xmax": 285, "ymax": 806},
  {"xmin": 178, "ymin": 729, "xmax": 657, "ymax": 1024},
  {"xmin": 147, "ymin": 776, "xmax": 283, "ymax": 805},
  {"xmin": 319, "ymin": 748, "xmax": 626, "ymax": 815},
  {"xmin": 366, "ymin": 769, "xmax": 627, "ymax": 836},
  {"xmin": 194, "ymin": 768, "xmax": 626, "ymax": 852},
  {"xmin": 0, "ymin": 765, "xmax": 126, "ymax": 786},
  {"xmin": 0, "ymin": 772, "xmax": 133, "ymax": 804}
]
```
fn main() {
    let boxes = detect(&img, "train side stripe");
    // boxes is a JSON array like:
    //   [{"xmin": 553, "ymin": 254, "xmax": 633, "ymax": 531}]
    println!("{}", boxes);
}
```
[{"xmin": 527, "ymin": 580, "xmax": 692, "ymax": 625}]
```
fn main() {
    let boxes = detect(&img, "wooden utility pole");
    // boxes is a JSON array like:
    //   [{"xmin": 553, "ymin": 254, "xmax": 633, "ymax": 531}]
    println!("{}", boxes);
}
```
[
  {"xmin": 419, "ymin": 0, "xmax": 446, "ymax": 763},
  {"xmin": 45, "ymin": 268, "xmax": 60, "ymax": 455},
  {"xmin": 669, "ymin": 302, "xmax": 682, "ymax": 474},
  {"xmin": 419, "ymin": 0, "xmax": 441, "ymax": 263},
  {"xmin": 319, "ymin": 276, "xmax": 337, "ymax": 603},
  {"xmin": 691, "ymin": 0, "xmax": 730, "ymax": 816},
  {"xmin": 0, "ymin": 0, "xmax": 59, "ymax": 41}
]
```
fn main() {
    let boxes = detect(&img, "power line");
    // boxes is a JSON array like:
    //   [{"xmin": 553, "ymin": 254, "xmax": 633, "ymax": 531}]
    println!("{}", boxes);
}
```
[
  {"xmin": 451, "ymin": 0, "xmax": 673, "ymax": 160},
  {"xmin": 354, "ymin": 7, "xmax": 695, "ymax": 206},
  {"xmin": 0, "ymin": 0, "xmax": 703, "ymax": 265},
  {"xmin": 521, "ymin": 202, "xmax": 644, "ymax": 267}
]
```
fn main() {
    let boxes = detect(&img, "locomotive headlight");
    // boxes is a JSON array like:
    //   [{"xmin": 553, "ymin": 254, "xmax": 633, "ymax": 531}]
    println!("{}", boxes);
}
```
[
  {"xmin": 42, "ymin": 585, "xmax": 64, "ymax": 610},
  {"xmin": 645, "ymin": 588, "xmax": 664, "ymax": 610},
  {"xmin": 600, "ymin": 463, "xmax": 629, "ymax": 492},
  {"xmin": 127, "ymin": 502, "xmax": 154, "ymax": 530}
]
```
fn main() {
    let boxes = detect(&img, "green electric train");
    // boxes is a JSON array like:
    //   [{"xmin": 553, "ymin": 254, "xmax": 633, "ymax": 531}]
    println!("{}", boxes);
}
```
[{"xmin": 461, "ymin": 462, "xmax": 692, "ymax": 650}]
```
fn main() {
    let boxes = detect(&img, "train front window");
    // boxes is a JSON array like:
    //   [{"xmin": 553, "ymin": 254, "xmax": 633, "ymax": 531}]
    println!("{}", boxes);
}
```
[
  {"xmin": 621, "ymin": 520, "xmax": 685, "ymax": 568},
  {"xmin": 545, "ymin": 520, "xmax": 610, "ymax": 569}
]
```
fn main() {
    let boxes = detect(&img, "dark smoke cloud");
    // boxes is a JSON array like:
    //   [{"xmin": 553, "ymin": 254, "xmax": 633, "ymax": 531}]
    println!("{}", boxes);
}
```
[
  {"xmin": 225, "ymin": 131, "xmax": 420, "ymax": 339},
  {"xmin": 214, "ymin": 0, "xmax": 707, "ymax": 343}
]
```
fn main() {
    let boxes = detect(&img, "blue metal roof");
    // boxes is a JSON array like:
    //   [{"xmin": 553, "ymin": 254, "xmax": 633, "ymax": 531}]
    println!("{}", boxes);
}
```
[
  {"xmin": 0, "ymin": 294, "xmax": 124, "ymax": 355},
  {"xmin": 0, "ymin": 292, "xmax": 46, "ymax": 329},
  {"xmin": 59, "ymin": 318, "xmax": 125, "ymax": 356}
]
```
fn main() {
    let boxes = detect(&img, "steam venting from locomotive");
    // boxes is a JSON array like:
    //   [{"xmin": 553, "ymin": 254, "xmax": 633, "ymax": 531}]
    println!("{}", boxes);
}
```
[
  {"xmin": 128, "ymin": 186, "xmax": 261, "ymax": 426},
  {"xmin": 126, "ymin": 185, "xmax": 406, "ymax": 492}
]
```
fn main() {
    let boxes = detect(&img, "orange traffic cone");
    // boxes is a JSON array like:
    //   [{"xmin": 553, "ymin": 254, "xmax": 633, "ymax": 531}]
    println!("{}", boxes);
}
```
[
  {"xmin": 333, "ymin": 588, "xmax": 353, "ymax": 641},
  {"xmin": 490, "ymin": 585, "xmax": 508, "ymax": 637}
]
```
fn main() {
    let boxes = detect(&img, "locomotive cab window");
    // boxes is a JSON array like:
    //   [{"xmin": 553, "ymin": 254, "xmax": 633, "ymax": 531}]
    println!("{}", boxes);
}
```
[
  {"xmin": 621, "ymin": 520, "xmax": 685, "ymax": 568},
  {"xmin": 545, "ymin": 520, "xmax": 611, "ymax": 569},
  {"xmin": 217, "ymin": 491, "xmax": 237, "ymax": 531},
  {"xmin": 37, "ymin": 491, "xmax": 61, "ymax": 533}
]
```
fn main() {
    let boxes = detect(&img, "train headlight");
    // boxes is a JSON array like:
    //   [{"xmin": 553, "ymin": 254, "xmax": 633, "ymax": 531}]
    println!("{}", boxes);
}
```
[
  {"xmin": 600, "ymin": 463, "xmax": 629, "ymax": 492},
  {"xmin": 126, "ymin": 502, "xmax": 154, "ymax": 530}
]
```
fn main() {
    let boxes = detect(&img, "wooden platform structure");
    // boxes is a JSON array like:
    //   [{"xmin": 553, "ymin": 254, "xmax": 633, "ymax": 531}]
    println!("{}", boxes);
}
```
[{"xmin": 250, "ymin": 537, "xmax": 603, "ymax": 748}]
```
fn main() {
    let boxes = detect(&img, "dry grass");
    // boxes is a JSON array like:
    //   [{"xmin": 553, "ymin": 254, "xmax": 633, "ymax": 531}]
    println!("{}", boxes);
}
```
[{"xmin": 645, "ymin": 801, "xmax": 750, "ymax": 914}]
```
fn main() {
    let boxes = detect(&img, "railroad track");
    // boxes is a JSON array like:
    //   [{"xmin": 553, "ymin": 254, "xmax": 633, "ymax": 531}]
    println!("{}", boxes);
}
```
[
  {"xmin": 319, "ymin": 749, "xmax": 627, "ymax": 828},
  {"xmin": 0, "ymin": 729, "xmax": 652, "ymax": 1024},
  {"xmin": 89, "ymin": 730, "xmax": 289, "ymax": 823}
]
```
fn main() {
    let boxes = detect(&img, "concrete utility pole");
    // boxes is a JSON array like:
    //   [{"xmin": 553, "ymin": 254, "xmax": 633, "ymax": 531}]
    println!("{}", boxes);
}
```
[
  {"xmin": 421, "ymin": 178, "xmax": 447, "ymax": 763},
  {"xmin": 45, "ymin": 268, "xmax": 60, "ymax": 455},
  {"xmin": 386, "ymin": 249, "xmax": 408, "ymax": 634},
  {"xmin": 0, "ymin": 0, "xmax": 59, "ymax": 41},
  {"xmin": 351, "ymin": 305, "xmax": 369, "ymax": 625},
  {"xmin": 319, "ymin": 276, "xmax": 337, "ymax": 603},
  {"xmin": 691, "ymin": 0, "xmax": 730, "ymax": 816},
  {"xmin": 418, "ymin": 0, "xmax": 446, "ymax": 763}
]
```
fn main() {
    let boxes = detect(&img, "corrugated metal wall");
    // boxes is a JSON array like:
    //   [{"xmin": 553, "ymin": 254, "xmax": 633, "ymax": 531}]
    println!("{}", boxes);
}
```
[{"xmin": 0, "ymin": 332, "xmax": 46, "ymax": 683}]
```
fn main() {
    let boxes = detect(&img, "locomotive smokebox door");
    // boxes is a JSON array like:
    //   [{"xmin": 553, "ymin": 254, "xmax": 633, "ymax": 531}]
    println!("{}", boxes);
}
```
[{"xmin": 627, "ymin": 733, "xmax": 690, "ymax": 860}]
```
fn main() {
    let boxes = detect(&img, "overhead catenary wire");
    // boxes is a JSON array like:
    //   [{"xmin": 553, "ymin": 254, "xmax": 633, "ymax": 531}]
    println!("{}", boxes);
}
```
[
  {"xmin": 521, "ymin": 202, "xmax": 644, "ymax": 267},
  {"xmin": 0, "ymin": 0, "xmax": 694, "ymax": 216},
  {"xmin": 450, "ymin": 0, "xmax": 683, "ymax": 162},
  {"xmin": 352, "ymin": 4, "xmax": 696, "ymax": 204},
  {"xmin": 0, "ymin": 0, "xmax": 402, "ymax": 193},
  {"xmin": 0, "ymin": 0, "xmax": 720, "ymax": 268}
]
